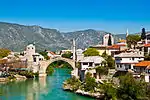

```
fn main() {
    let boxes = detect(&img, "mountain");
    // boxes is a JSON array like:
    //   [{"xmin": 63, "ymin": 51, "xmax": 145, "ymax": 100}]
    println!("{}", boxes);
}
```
[
  {"xmin": 0, "ymin": 22, "xmax": 126, "ymax": 51},
  {"xmin": 0, "ymin": 22, "xmax": 70, "ymax": 51}
]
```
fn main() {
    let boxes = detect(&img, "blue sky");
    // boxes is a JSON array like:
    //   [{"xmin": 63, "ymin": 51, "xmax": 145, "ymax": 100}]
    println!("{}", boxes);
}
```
[{"xmin": 0, "ymin": 0, "xmax": 150, "ymax": 34}]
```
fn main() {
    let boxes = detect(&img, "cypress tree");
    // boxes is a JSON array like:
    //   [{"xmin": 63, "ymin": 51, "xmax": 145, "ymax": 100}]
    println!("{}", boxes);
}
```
[
  {"xmin": 108, "ymin": 34, "xmax": 112, "ymax": 46},
  {"xmin": 141, "ymin": 28, "xmax": 146, "ymax": 40}
]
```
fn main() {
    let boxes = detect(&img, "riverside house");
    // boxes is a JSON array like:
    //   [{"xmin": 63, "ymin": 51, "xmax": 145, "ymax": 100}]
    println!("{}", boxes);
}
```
[
  {"xmin": 114, "ymin": 52, "xmax": 144, "ymax": 71},
  {"xmin": 79, "ymin": 56, "xmax": 105, "ymax": 81}
]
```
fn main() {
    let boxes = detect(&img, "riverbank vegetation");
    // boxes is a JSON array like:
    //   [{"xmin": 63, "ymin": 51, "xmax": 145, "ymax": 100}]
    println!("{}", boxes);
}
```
[{"xmin": 63, "ymin": 72, "xmax": 150, "ymax": 99}]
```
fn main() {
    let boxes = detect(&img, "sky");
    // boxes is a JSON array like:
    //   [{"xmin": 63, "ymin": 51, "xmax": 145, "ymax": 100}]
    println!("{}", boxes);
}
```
[{"xmin": 0, "ymin": 0, "xmax": 150, "ymax": 34}]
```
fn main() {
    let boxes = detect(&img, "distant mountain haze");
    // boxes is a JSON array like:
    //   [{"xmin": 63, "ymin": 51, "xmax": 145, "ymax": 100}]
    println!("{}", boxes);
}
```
[{"xmin": 0, "ymin": 22, "xmax": 127, "ymax": 52}]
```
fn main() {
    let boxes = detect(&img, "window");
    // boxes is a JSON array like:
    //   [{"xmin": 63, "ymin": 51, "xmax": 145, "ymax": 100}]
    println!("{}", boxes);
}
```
[
  {"xmin": 33, "ymin": 57, "xmax": 36, "ymax": 62},
  {"xmin": 89, "ymin": 63, "xmax": 92, "ymax": 66},
  {"xmin": 117, "ymin": 65, "xmax": 119, "ymax": 68},
  {"xmin": 129, "ymin": 65, "xmax": 131, "ymax": 69},
  {"xmin": 83, "ymin": 63, "xmax": 88, "ymax": 65},
  {"xmin": 95, "ymin": 64, "xmax": 99, "ymax": 66},
  {"xmin": 132, "ymin": 57, "xmax": 134, "ymax": 60}
]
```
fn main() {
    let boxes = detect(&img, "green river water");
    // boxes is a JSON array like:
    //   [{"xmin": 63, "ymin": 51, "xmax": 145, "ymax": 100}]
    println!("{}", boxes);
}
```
[{"xmin": 0, "ymin": 68, "xmax": 94, "ymax": 100}]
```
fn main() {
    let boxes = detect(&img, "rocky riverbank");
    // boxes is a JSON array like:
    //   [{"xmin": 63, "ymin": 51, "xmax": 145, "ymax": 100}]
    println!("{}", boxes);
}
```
[
  {"xmin": 0, "ymin": 74, "xmax": 27, "ymax": 82},
  {"xmin": 63, "ymin": 80, "xmax": 105, "ymax": 99}
]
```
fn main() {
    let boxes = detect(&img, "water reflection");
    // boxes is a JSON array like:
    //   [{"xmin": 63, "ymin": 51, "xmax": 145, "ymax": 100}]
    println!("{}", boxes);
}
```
[
  {"xmin": 0, "ymin": 68, "xmax": 94, "ymax": 100},
  {"xmin": 0, "ymin": 77, "xmax": 48, "ymax": 100}
]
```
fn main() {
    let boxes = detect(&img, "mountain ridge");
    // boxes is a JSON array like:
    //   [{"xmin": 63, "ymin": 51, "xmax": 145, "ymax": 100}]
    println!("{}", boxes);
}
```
[{"xmin": 0, "ymin": 22, "xmax": 126, "ymax": 51}]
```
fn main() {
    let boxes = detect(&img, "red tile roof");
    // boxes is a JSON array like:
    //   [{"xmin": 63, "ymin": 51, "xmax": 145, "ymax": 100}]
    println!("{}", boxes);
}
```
[
  {"xmin": 144, "ymin": 44, "xmax": 150, "ymax": 47},
  {"xmin": 48, "ymin": 51, "xmax": 56, "ymax": 55},
  {"xmin": 134, "ymin": 61, "xmax": 150, "ymax": 68}
]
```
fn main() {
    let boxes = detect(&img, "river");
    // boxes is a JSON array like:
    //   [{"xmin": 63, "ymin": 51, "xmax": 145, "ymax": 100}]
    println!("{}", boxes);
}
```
[{"xmin": 0, "ymin": 68, "xmax": 94, "ymax": 100}]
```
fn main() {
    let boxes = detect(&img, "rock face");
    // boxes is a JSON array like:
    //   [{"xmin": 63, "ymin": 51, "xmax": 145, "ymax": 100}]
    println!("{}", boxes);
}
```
[{"xmin": 0, "ymin": 22, "xmax": 126, "ymax": 51}]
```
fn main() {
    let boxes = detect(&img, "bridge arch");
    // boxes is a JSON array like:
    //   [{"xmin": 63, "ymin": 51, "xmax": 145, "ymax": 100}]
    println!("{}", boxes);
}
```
[{"xmin": 39, "ymin": 57, "xmax": 75, "ymax": 75}]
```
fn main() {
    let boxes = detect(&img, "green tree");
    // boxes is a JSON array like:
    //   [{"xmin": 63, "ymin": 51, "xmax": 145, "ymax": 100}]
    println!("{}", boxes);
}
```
[
  {"xmin": 65, "ymin": 76, "xmax": 81, "ymax": 91},
  {"xmin": 106, "ymin": 55, "xmax": 115, "ymax": 68},
  {"xmin": 39, "ymin": 51, "xmax": 49, "ymax": 60},
  {"xmin": 0, "ymin": 48, "xmax": 11, "ymax": 58},
  {"xmin": 100, "ymin": 83, "xmax": 117, "ymax": 100},
  {"xmin": 83, "ymin": 48, "xmax": 99, "ymax": 57},
  {"xmin": 117, "ymin": 73, "xmax": 147, "ymax": 100},
  {"xmin": 84, "ymin": 72, "xmax": 97, "ymax": 92},
  {"xmin": 101, "ymin": 52, "xmax": 115, "ymax": 68},
  {"xmin": 144, "ymin": 53, "xmax": 150, "ymax": 60},
  {"xmin": 96, "ymin": 66, "xmax": 108, "ymax": 76},
  {"xmin": 108, "ymin": 34, "xmax": 112, "ymax": 46},
  {"xmin": 141, "ymin": 28, "xmax": 146, "ymax": 40},
  {"xmin": 127, "ymin": 34, "xmax": 141, "ymax": 48},
  {"xmin": 61, "ymin": 51, "xmax": 73, "ymax": 59}
]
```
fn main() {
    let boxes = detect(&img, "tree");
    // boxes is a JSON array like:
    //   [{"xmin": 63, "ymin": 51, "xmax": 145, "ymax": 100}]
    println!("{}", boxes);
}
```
[
  {"xmin": 0, "ymin": 48, "xmax": 11, "ymax": 58},
  {"xmin": 39, "ymin": 51, "xmax": 49, "ymax": 60},
  {"xmin": 96, "ymin": 66, "xmax": 108, "ymax": 76},
  {"xmin": 117, "ymin": 73, "xmax": 147, "ymax": 100},
  {"xmin": 100, "ymin": 83, "xmax": 117, "ymax": 100},
  {"xmin": 61, "ymin": 51, "xmax": 73, "ymax": 59},
  {"xmin": 144, "ymin": 53, "xmax": 150, "ymax": 60},
  {"xmin": 101, "ymin": 52, "xmax": 115, "ymax": 68},
  {"xmin": 127, "ymin": 34, "xmax": 141, "ymax": 48},
  {"xmin": 141, "ymin": 28, "xmax": 146, "ymax": 40},
  {"xmin": 84, "ymin": 72, "xmax": 97, "ymax": 92},
  {"xmin": 83, "ymin": 48, "xmax": 99, "ymax": 57},
  {"xmin": 106, "ymin": 55, "xmax": 115, "ymax": 68},
  {"xmin": 108, "ymin": 34, "xmax": 112, "ymax": 46}
]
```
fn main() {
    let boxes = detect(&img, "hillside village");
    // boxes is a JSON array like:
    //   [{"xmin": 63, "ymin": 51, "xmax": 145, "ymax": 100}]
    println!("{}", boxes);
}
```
[{"xmin": 0, "ymin": 28, "xmax": 150, "ymax": 99}]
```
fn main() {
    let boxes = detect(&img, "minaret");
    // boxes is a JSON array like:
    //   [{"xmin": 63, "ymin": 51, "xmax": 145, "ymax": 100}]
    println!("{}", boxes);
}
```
[
  {"xmin": 126, "ymin": 28, "xmax": 129, "ymax": 39},
  {"xmin": 73, "ymin": 39, "xmax": 76, "ymax": 61}
]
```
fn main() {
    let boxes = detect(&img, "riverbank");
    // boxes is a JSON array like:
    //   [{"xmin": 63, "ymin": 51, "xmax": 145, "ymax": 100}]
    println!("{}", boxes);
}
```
[
  {"xmin": 0, "ymin": 74, "xmax": 27, "ymax": 83},
  {"xmin": 62, "ymin": 76, "xmax": 105, "ymax": 99},
  {"xmin": 0, "ymin": 71, "xmax": 39, "ymax": 82},
  {"xmin": 63, "ymin": 81, "xmax": 104, "ymax": 99}
]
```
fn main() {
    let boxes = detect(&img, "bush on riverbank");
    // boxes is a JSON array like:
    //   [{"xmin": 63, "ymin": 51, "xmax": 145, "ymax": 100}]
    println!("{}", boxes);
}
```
[
  {"xmin": 63, "ymin": 72, "xmax": 150, "ymax": 99},
  {"xmin": 19, "ymin": 71, "xmax": 34, "ymax": 78},
  {"xmin": 84, "ymin": 72, "xmax": 97, "ymax": 92},
  {"xmin": 64, "ymin": 76, "xmax": 81, "ymax": 91}
]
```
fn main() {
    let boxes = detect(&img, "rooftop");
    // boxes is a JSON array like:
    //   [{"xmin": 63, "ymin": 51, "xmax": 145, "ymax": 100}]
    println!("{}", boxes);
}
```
[
  {"xmin": 114, "ymin": 52, "xmax": 144, "ymax": 58},
  {"xmin": 144, "ymin": 44, "xmax": 150, "ymax": 47},
  {"xmin": 79, "ymin": 56, "xmax": 104, "ymax": 63},
  {"xmin": 134, "ymin": 61, "xmax": 150, "ymax": 69}
]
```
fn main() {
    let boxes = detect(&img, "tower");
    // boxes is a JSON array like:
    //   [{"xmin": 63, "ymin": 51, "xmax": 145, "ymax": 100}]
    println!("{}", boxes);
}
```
[
  {"xmin": 73, "ymin": 39, "xmax": 76, "ymax": 61},
  {"xmin": 126, "ymin": 28, "xmax": 129, "ymax": 39}
]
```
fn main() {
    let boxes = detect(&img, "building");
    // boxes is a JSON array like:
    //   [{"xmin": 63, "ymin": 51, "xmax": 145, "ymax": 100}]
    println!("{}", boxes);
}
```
[
  {"xmin": 134, "ymin": 61, "xmax": 150, "ymax": 74},
  {"xmin": 76, "ymin": 49, "xmax": 84, "ymax": 62},
  {"xmin": 91, "ymin": 43, "xmax": 127, "ymax": 56},
  {"xmin": 24, "ymin": 44, "xmax": 36, "ymax": 62},
  {"xmin": 79, "ymin": 56, "xmax": 105, "ymax": 81},
  {"xmin": 23, "ymin": 44, "xmax": 44, "ymax": 73},
  {"xmin": 103, "ymin": 34, "xmax": 114, "ymax": 46},
  {"xmin": 114, "ymin": 52, "xmax": 144, "ymax": 71},
  {"xmin": 79, "ymin": 56, "xmax": 105, "ymax": 70},
  {"xmin": 134, "ymin": 61, "xmax": 150, "ymax": 82},
  {"xmin": 47, "ymin": 51, "xmax": 56, "ymax": 58}
]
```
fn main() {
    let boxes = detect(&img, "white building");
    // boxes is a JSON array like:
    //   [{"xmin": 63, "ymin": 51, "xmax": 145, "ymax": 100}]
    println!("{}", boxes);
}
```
[
  {"xmin": 79, "ymin": 56, "xmax": 104, "ymax": 70},
  {"xmin": 76, "ymin": 49, "xmax": 84, "ymax": 62},
  {"xmin": 114, "ymin": 52, "xmax": 144, "ymax": 71},
  {"xmin": 23, "ymin": 44, "xmax": 44, "ymax": 73},
  {"xmin": 103, "ymin": 34, "xmax": 114, "ymax": 46}
]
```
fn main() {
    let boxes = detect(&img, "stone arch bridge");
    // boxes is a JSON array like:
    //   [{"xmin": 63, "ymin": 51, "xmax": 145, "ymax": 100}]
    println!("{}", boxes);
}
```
[{"xmin": 38, "ymin": 57, "xmax": 78, "ymax": 77}]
